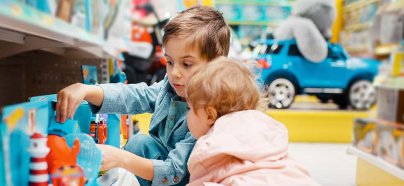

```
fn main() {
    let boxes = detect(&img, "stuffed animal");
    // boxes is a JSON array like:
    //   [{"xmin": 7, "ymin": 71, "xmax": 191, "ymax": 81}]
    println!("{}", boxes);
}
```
[{"xmin": 274, "ymin": 0, "xmax": 336, "ymax": 62}]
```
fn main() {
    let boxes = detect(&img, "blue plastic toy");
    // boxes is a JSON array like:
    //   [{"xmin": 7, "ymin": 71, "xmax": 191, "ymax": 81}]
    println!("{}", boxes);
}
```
[{"xmin": 254, "ymin": 39, "xmax": 380, "ymax": 110}]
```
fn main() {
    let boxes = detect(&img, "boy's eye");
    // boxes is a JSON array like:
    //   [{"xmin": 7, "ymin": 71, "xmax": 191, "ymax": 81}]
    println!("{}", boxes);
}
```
[
  {"xmin": 167, "ymin": 61, "xmax": 174, "ymax": 65},
  {"xmin": 183, "ymin": 62, "xmax": 192, "ymax": 68}
]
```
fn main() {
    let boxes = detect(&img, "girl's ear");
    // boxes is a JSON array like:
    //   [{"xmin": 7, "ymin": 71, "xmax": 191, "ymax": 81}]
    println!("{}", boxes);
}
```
[{"xmin": 205, "ymin": 106, "xmax": 217, "ymax": 126}]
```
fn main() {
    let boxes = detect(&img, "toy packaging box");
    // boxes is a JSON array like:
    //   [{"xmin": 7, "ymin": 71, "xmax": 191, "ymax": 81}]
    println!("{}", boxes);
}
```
[
  {"xmin": 0, "ymin": 94, "xmax": 124, "ymax": 185},
  {"xmin": 377, "ymin": 86, "xmax": 404, "ymax": 124},
  {"xmin": 354, "ymin": 118, "xmax": 404, "ymax": 169}
]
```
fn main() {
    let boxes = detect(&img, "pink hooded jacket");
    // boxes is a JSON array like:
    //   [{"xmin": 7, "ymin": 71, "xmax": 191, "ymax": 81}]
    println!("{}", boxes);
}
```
[{"xmin": 187, "ymin": 110, "xmax": 320, "ymax": 186}]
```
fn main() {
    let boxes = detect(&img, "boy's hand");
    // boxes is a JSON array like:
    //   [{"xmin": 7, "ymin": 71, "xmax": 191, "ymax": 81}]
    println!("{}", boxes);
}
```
[
  {"xmin": 97, "ymin": 144, "xmax": 123, "ymax": 171},
  {"xmin": 56, "ymin": 83, "xmax": 86, "ymax": 123}
]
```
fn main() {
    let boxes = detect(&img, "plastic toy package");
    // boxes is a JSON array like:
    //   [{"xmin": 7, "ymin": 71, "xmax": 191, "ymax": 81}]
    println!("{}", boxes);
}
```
[
  {"xmin": 353, "ymin": 118, "xmax": 404, "ymax": 169},
  {"xmin": 375, "ymin": 121, "xmax": 404, "ymax": 167},
  {"xmin": 0, "ymin": 94, "xmax": 124, "ymax": 185},
  {"xmin": 353, "ymin": 118, "xmax": 377, "ymax": 154}
]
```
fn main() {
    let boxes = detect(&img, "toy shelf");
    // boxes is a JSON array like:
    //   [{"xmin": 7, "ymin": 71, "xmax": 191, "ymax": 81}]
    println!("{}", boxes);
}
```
[
  {"xmin": 375, "ymin": 43, "xmax": 400, "ymax": 56},
  {"xmin": 0, "ymin": 1, "xmax": 112, "ymax": 58},
  {"xmin": 227, "ymin": 20, "xmax": 282, "ymax": 26},
  {"xmin": 215, "ymin": 0, "xmax": 292, "ymax": 6},
  {"xmin": 345, "ymin": 44, "xmax": 368, "ymax": 53},
  {"xmin": 344, "ymin": 0, "xmax": 379, "ymax": 12},
  {"xmin": 347, "ymin": 147, "xmax": 404, "ymax": 185},
  {"xmin": 344, "ymin": 22, "xmax": 371, "ymax": 32}
]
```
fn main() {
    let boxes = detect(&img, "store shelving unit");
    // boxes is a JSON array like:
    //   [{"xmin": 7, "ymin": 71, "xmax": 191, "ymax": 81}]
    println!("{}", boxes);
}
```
[
  {"xmin": 347, "ymin": 147, "xmax": 404, "ymax": 186},
  {"xmin": 226, "ymin": 20, "xmax": 282, "ymax": 26},
  {"xmin": 341, "ymin": 0, "xmax": 404, "ymax": 57},
  {"xmin": 0, "ymin": 1, "xmax": 116, "ymax": 59},
  {"xmin": 214, "ymin": 0, "xmax": 294, "ymax": 44},
  {"xmin": 0, "ymin": 1, "xmax": 118, "ymax": 106},
  {"xmin": 340, "ymin": 0, "xmax": 380, "ymax": 56},
  {"xmin": 348, "ymin": 146, "xmax": 404, "ymax": 185},
  {"xmin": 344, "ymin": 0, "xmax": 379, "ymax": 12},
  {"xmin": 215, "ymin": 0, "xmax": 292, "ymax": 7}
]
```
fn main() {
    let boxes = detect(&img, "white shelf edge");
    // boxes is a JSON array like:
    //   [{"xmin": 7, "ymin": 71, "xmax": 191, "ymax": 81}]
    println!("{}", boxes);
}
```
[
  {"xmin": 0, "ymin": 1, "xmax": 109, "ymax": 53},
  {"xmin": 347, "ymin": 146, "xmax": 404, "ymax": 180}
]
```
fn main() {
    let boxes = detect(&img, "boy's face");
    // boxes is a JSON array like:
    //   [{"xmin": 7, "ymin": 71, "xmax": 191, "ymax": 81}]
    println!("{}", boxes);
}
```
[
  {"xmin": 164, "ymin": 37, "xmax": 208, "ymax": 98},
  {"xmin": 186, "ymin": 104, "xmax": 214, "ymax": 139}
]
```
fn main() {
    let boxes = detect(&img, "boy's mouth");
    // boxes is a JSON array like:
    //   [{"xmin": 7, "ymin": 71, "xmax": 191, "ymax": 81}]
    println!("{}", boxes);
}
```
[{"xmin": 173, "ymin": 84, "xmax": 184, "ymax": 89}]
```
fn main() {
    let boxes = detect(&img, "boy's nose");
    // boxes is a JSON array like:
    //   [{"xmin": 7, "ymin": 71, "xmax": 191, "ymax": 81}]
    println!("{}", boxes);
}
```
[{"xmin": 172, "ymin": 67, "xmax": 182, "ymax": 78}]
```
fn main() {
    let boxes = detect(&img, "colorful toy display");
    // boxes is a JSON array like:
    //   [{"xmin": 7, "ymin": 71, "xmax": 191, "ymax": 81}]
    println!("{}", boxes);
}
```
[
  {"xmin": 1, "ymin": 94, "xmax": 122, "ymax": 185},
  {"xmin": 255, "ymin": 39, "xmax": 380, "ymax": 109}
]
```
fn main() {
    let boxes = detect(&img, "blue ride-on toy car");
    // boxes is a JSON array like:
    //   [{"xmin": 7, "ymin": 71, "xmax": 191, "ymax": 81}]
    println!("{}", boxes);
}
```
[{"xmin": 254, "ymin": 39, "xmax": 380, "ymax": 110}]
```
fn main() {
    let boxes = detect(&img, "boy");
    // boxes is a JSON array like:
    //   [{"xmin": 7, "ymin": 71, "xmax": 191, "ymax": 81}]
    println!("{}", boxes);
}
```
[{"xmin": 56, "ymin": 6, "xmax": 230, "ymax": 186}]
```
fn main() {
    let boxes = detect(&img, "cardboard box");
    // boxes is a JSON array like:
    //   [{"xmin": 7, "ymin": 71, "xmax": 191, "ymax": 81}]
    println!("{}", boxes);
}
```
[{"xmin": 377, "ymin": 87, "xmax": 404, "ymax": 124}]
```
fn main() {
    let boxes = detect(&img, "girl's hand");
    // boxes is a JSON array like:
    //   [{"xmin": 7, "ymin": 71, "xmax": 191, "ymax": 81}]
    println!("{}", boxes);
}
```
[
  {"xmin": 56, "ymin": 83, "xmax": 86, "ymax": 123},
  {"xmin": 97, "ymin": 144, "xmax": 124, "ymax": 171}
]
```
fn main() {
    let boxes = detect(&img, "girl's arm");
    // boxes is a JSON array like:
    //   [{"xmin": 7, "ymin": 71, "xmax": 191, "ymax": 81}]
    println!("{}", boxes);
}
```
[{"xmin": 97, "ymin": 144, "xmax": 154, "ymax": 180}]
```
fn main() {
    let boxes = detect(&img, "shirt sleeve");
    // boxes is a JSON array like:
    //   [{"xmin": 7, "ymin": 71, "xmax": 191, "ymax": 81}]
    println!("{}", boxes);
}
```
[
  {"xmin": 151, "ymin": 132, "xmax": 196, "ymax": 186},
  {"xmin": 89, "ymin": 80, "xmax": 163, "ymax": 114}
]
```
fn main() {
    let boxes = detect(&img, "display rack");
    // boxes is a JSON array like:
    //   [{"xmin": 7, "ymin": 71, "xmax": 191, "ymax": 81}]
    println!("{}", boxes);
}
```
[
  {"xmin": 0, "ymin": 1, "xmax": 119, "ymax": 106},
  {"xmin": 348, "ymin": 147, "xmax": 404, "ymax": 180},
  {"xmin": 340, "ymin": 0, "xmax": 380, "ymax": 56},
  {"xmin": 344, "ymin": 0, "xmax": 379, "ymax": 12},
  {"xmin": 214, "ymin": 0, "xmax": 294, "ymax": 45},
  {"xmin": 0, "ymin": 1, "xmax": 118, "ymax": 59},
  {"xmin": 226, "ymin": 20, "xmax": 282, "ymax": 26},
  {"xmin": 215, "ymin": 0, "xmax": 293, "ymax": 26},
  {"xmin": 215, "ymin": 0, "xmax": 292, "ymax": 7}
]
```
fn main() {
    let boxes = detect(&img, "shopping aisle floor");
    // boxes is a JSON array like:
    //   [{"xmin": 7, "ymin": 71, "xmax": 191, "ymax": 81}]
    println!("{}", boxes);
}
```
[{"xmin": 289, "ymin": 143, "xmax": 356, "ymax": 186}]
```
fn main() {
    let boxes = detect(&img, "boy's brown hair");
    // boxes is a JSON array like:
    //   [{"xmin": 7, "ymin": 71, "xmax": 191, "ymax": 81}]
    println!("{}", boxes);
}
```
[
  {"xmin": 163, "ymin": 6, "xmax": 230, "ymax": 61},
  {"xmin": 186, "ymin": 57, "xmax": 262, "ymax": 119}
]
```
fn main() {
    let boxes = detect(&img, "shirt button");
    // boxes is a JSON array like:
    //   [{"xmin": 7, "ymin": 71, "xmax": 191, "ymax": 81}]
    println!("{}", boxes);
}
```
[
  {"xmin": 170, "ymin": 115, "xmax": 174, "ymax": 120},
  {"xmin": 173, "ymin": 102, "xmax": 177, "ymax": 106},
  {"xmin": 162, "ymin": 178, "xmax": 168, "ymax": 184},
  {"xmin": 173, "ymin": 176, "xmax": 179, "ymax": 183}
]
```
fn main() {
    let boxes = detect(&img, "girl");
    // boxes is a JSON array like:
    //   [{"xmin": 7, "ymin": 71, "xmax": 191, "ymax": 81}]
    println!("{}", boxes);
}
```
[{"xmin": 186, "ymin": 57, "xmax": 320, "ymax": 186}]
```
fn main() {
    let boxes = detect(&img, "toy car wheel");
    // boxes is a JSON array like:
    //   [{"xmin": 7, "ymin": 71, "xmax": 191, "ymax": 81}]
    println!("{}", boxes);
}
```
[
  {"xmin": 348, "ymin": 79, "xmax": 376, "ymax": 110},
  {"xmin": 265, "ymin": 78, "xmax": 296, "ymax": 109}
]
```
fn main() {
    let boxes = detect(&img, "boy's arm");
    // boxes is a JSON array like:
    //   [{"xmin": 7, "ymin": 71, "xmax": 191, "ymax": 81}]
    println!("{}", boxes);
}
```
[
  {"xmin": 150, "ymin": 132, "xmax": 195, "ymax": 185},
  {"xmin": 99, "ymin": 132, "xmax": 195, "ymax": 184},
  {"xmin": 97, "ymin": 144, "xmax": 154, "ymax": 180},
  {"xmin": 91, "ymin": 80, "xmax": 164, "ymax": 114},
  {"xmin": 56, "ymin": 83, "xmax": 104, "ymax": 123}
]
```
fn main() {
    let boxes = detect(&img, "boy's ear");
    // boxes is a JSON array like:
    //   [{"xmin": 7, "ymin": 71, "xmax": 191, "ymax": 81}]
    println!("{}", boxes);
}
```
[{"xmin": 205, "ymin": 106, "xmax": 217, "ymax": 126}]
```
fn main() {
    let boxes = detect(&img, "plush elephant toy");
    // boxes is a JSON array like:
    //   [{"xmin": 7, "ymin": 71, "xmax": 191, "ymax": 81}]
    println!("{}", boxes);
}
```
[{"xmin": 274, "ymin": 0, "xmax": 336, "ymax": 63}]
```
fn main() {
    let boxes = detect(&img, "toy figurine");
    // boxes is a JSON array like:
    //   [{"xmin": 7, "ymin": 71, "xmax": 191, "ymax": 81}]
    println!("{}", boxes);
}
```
[
  {"xmin": 89, "ymin": 117, "xmax": 108, "ymax": 144},
  {"xmin": 46, "ymin": 135, "xmax": 80, "ymax": 175},
  {"xmin": 29, "ymin": 132, "xmax": 50, "ymax": 186},
  {"xmin": 51, "ymin": 165, "xmax": 85, "ymax": 186}
]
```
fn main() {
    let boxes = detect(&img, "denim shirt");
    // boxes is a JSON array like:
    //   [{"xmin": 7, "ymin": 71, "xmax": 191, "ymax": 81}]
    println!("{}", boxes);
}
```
[{"xmin": 91, "ymin": 77, "xmax": 196, "ymax": 185}]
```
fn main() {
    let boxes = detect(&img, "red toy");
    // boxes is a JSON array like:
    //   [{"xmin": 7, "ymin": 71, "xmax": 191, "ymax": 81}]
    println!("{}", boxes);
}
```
[{"xmin": 46, "ymin": 135, "xmax": 83, "ymax": 185}]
